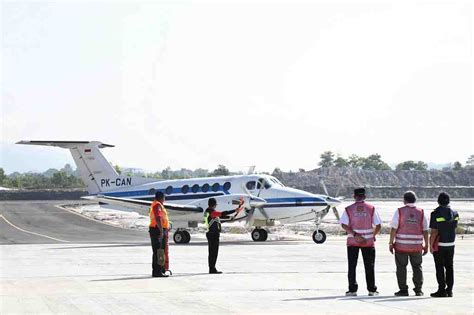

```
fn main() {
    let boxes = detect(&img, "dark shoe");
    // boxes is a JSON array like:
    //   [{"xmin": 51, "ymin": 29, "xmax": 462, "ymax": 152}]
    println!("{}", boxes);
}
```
[
  {"xmin": 430, "ymin": 291, "xmax": 447, "ymax": 298},
  {"xmin": 368, "ymin": 291, "xmax": 379, "ymax": 296},
  {"xmin": 209, "ymin": 269, "xmax": 222, "ymax": 274},
  {"xmin": 345, "ymin": 291, "xmax": 357, "ymax": 296},
  {"xmin": 446, "ymin": 291, "xmax": 453, "ymax": 297},
  {"xmin": 394, "ymin": 290, "xmax": 409, "ymax": 296},
  {"xmin": 415, "ymin": 291, "xmax": 424, "ymax": 296}
]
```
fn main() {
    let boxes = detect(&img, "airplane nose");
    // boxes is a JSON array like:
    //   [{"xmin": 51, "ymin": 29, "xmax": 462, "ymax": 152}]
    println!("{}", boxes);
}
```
[
  {"xmin": 249, "ymin": 196, "xmax": 266, "ymax": 208},
  {"xmin": 325, "ymin": 196, "xmax": 342, "ymax": 207}
]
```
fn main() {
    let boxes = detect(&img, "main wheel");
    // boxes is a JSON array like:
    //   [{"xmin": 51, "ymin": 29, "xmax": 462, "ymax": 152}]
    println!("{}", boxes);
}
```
[
  {"xmin": 251, "ymin": 228, "xmax": 268, "ymax": 242},
  {"xmin": 312, "ymin": 230, "xmax": 326, "ymax": 244},
  {"xmin": 182, "ymin": 230, "xmax": 191, "ymax": 244},
  {"xmin": 173, "ymin": 231, "xmax": 186, "ymax": 244}
]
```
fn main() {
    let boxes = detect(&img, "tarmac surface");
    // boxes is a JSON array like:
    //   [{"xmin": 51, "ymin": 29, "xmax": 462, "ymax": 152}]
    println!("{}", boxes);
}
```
[{"xmin": 0, "ymin": 201, "xmax": 473, "ymax": 314}]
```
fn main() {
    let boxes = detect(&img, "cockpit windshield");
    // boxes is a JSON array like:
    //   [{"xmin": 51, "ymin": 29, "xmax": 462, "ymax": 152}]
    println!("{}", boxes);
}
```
[
  {"xmin": 268, "ymin": 177, "xmax": 284, "ymax": 187},
  {"xmin": 246, "ymin": 176, "xmax": 283, "ymax": 191}
]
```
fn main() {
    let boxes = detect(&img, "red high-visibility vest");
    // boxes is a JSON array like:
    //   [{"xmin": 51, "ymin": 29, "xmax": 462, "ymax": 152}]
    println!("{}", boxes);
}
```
[
  {"xmin": 346, "ymin": 201, "xmax": 375, "ymax": 248},
  {"xmin": 394, "ymin": 206, "xmax": 424, "ymax": 253}
]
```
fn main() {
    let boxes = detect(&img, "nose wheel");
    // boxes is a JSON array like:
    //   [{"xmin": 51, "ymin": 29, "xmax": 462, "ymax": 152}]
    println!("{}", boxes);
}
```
[
  {"xmin": 312, "ymin": 230, "xmax": 326, "ymax": 244},
  {"xmin": 251, "ymin": 228, "xmax": 268, "ymax": 242}
]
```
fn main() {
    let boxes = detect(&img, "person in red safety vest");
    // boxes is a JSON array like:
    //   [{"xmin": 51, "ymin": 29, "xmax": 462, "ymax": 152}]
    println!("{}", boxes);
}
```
[
  {"xmin": 149, "ymin": 191, "xmax": 171, "ymax": 277},
  {"xmin": 389, "ymin": 191, "xmax": 429, "ymax": 296},
  {"xmin": 204, "ymin": 197, "xmax": 243, "ymax": 274},
  {"xmin": 340, "ymin": 188, "xmax": 382, "ymax": 296}
]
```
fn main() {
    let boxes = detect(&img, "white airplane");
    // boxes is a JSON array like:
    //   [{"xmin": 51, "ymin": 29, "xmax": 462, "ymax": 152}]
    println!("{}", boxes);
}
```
[{"xmin": 17, "ymin": 140, "xmax": 342, "ymax": 244}]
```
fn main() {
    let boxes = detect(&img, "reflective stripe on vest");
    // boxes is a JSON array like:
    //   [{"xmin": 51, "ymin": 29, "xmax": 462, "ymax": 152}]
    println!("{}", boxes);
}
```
[
  {"xmin": 346, "ymin": 201, "xmax": 375, "ymax": 247},
  {"xmin": 394, "ymin": 206, "xmax": 424, "ymax": 253},
  {"xmin": 436, "ymin": 217, "xmax": 459, "ymax": 222},
  {"xmin": 439, "ymin": 242, "xmax": 455, "ymax": 247}
]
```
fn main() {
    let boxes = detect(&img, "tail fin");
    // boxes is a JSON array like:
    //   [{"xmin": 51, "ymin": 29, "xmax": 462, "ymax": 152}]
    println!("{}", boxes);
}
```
[{"xmin": 16, "ymin": 140, "xmax": 155, "ymax": 194}]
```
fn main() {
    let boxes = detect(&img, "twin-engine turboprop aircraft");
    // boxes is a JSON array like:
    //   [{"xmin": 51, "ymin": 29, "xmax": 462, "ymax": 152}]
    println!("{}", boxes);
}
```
[{"xmin": 17, "ymin": 140, "xmax": 341, "ymax": 244}]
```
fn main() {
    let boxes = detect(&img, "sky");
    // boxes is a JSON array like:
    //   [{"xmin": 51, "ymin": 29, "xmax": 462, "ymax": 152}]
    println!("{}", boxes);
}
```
[{"xmin": 1, "ymin": 0, "xmax": 472, "ymax": 174}]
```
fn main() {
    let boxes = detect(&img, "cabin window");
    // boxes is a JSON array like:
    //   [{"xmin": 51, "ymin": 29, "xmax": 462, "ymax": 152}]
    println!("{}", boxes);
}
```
[
  {"xmin": 148, "ymin": 188, "xmax": 156, "ymax": 195},
  {"xmin": 192, "ymin": 184, "xmax": 199, "ymax": 193},
  {"xmin": 212, "ymin": 183, "xmax": 220, "ymax": 192},
  {"xmin": 246, "ymin": 181, "xmax": 256, "ymax": 190},
  {"xmin": 202, "ymin": 183, "xmax": 210, "ymax": 192},
  {"xmin": 223, "ymin": 182, "xmax": 231, "ymax": 191},
  {"xmin": 181, "ymin": 185, "xmax": 189, "ymax": 194},
  {"xmin": 165, "ymin": 186, "xmax": 173, "ymax": 195}
]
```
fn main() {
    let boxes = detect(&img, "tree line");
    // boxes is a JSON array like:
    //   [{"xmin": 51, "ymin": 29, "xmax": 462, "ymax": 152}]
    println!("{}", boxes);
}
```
[
  {"xmin": 316, "ymin": 151, "xmax": 474, "ymax": 171},
  {"xmin": 1, "ymin": 154, "xmax": 472, "ymax": 189}
]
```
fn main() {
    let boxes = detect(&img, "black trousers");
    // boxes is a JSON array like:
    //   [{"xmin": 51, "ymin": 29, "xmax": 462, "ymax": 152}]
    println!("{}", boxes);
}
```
[
  {"xmin": 149, "ymin": 227, "xmax": 164, "ymax": 275},
  {"xmin": 433, "ymin": 246, "xmax": 455, "ymax": 292},
  {"xmin": 347, "ymin": 246, "xmax": 377, "ymax": 292},
  {"xmin": 206, "ymin": 232, "xmax": 220, "ymax": 271}
]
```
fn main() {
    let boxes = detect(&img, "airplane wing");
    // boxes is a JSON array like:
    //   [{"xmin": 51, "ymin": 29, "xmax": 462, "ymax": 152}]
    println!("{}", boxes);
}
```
[{"xmin": 83, "ymin": 195, "xmax": 204, "ymax": 214}]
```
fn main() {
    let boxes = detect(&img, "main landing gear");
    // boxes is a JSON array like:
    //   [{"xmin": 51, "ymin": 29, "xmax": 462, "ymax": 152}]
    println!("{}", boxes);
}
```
[
  {"xmin": 251, "ymin": 228, "xmax": 268, "ymax": 242},
  {"xmin": 173, "ymin": 229, "xmax": 191, "ymax": 244},
  {"xmin": 312, "ymin": 211, "xmax": 327, "ymax": 244}
]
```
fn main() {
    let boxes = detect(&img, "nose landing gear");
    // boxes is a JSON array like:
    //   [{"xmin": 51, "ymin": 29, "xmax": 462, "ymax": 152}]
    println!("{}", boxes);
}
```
[{"xmin": 312, "ymin": 210, "xmax": 327, "ymax": 244}]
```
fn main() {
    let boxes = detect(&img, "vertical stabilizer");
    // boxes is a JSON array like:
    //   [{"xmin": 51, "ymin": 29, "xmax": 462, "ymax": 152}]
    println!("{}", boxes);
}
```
[{"xmin": 16, "ymin": 141, "xmax": 154, "ymax": 194}]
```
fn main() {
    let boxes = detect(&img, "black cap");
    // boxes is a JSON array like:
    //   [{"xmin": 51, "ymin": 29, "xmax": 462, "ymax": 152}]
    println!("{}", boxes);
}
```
[
  {"xmin": 155, "ymin": 191, "xmax": 164, "ymax": 200},
  {"xmin": 354, "ymin": 188, "xmax": 366, "ymax": 196},
  {"xmin": 208, "ymin": 198, "xmax": 217, "ymax": 207}
]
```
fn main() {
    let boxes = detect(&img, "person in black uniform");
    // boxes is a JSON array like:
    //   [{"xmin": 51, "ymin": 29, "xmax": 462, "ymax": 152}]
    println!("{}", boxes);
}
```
[
  {"xmin": 429, "ymin": 192, "xmax": 459, "ymax": 297},
  {"xmin": 204, "ymin": 197, "xmax": 243, "ymax": 274}
]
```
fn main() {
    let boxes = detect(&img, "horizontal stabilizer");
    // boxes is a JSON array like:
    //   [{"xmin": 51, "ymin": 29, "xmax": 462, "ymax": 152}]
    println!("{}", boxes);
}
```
[{"xmin": 16, "ymin": 140, "xmax": 114, "ymax": 149}]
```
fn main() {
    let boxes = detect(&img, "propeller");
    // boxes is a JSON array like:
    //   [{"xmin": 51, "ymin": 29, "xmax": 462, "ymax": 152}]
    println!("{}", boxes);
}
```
[
  {"xmin": 320, "ymin": 179, "xmax": 343, "ymax": 221},
  {"xmin": 242, "ymin": 183, "xmax": 268, "ymax": 227}
]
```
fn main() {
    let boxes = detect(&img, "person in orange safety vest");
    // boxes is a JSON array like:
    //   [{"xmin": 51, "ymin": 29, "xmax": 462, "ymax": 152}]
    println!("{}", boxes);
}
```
[{"xmin": 149, "ymin": 191, "xmax": 171, "ymax": 277}]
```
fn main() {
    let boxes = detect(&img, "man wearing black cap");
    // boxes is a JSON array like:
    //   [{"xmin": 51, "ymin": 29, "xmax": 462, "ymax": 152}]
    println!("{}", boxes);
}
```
[
  {"xmin": 204, "ymin": 197, "xmax": 243, "ymax": 274},
  {"xmin": 340, "ymin": 188, "xmax": 382, "ymax": 296},
  {"xmin": 429, "ymin": 192, "xmax": 459, "ymax": 297}
]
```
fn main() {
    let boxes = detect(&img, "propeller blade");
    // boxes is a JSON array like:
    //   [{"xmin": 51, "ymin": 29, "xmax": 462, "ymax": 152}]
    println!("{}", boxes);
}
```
[
  {"xmin": 246, "ymin": 208, "xmax": 255, "ymax": 227},
  {"xmin": 320, "ymin": 179, "xmax": 329, "ymax": 196},
  {"xmin": 257, "ymin": 206, "xmax": 270, "ymax": 220},
  {"xmin": 332, "ymin": 206, "xmax": 341, "ymax": 221}
]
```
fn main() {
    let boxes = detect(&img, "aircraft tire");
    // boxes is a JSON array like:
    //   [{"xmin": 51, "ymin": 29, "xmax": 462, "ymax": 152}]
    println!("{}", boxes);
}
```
[
  {"xmin": 251, "ymin": 228, "xmax": 268, "ymax": 242},
  {"xmin": 312, "ymin": 230, "xmax": 326, "ymax": 244},
  {"xmin": 182, "ymin": 230, "xmax": 191, "ymax": 244},
  {"xmin": 173, "ymin": 231, "xmax": 186, "ymax": 244}
]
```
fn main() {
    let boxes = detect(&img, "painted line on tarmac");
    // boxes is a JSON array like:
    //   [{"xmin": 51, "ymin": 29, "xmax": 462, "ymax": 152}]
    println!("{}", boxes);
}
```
[{"xmin": 0, "ymin": 214, "xmax": 70, "ymax": 243}]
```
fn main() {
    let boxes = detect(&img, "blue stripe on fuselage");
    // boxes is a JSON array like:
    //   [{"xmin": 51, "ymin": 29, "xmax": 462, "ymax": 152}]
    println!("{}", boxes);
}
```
[{"xmin": 265, "ymin": 197, "xmax": 326, "ymax": 203}]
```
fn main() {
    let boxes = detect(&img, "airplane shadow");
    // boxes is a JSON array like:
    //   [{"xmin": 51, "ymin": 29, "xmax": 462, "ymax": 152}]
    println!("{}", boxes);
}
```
[
  {"xmin": 91, "ymin": 272, "xmax": 211, "ymax": 281},
  {"xmin": 91, "ymin": 270, "xmax": 308, "ymax": 282},
  {"xmin": 53, "ymin": 240, "xmax": 307, "ymax": 249}
]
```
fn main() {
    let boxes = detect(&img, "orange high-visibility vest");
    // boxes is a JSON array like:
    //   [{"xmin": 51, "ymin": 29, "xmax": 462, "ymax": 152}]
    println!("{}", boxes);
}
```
[{"xmin": 149, "ymin": 201, "xmax": 170, "ymax": 229}]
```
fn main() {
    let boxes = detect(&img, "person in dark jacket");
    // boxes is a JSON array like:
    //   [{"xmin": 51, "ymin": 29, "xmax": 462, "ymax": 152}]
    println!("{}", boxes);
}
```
[
  {"xmin": 204, "ymin": 197, "xmax": 243, "ymax": 274},
  {"xmin": 429, "ymin": 192, "xmax": 459, "ymax": 297}
]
